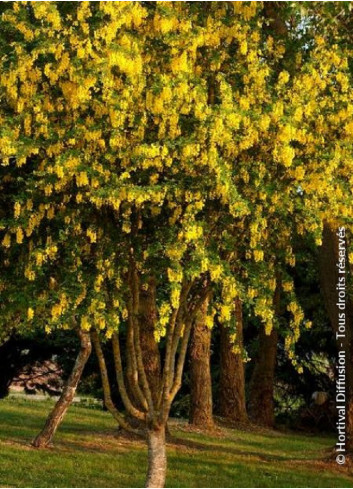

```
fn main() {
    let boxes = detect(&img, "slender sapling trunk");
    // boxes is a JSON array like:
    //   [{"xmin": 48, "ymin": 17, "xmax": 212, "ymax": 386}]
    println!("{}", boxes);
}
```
[{"xmin": 32, "ymin": 329, "xmax": 91, "ymax": 448}]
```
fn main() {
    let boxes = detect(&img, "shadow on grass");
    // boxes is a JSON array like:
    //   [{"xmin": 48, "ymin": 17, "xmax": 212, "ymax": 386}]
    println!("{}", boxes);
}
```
[
  {"xmin": 1, "ymin": 400, "xmax": 352, "ymax": 488},
  {"xmin": 168, "ymin": 434, "xmax": 324, "ymax": 464}
]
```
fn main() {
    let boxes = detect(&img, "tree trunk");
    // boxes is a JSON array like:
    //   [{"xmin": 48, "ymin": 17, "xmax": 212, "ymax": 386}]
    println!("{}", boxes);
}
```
[
  {"xmin": 139, "ymin": 278, "xmax": 161, "ymax": 406},
  {"xmin": 145, "ymin": 425, "xmax": 167, "ymax": 488},
  {"xmin": 219, "ymin": 298, "xmax": 248, "ymax": 423},
  {"xmin": 246, "ymin": 0, "xmax": 287, "ymax": 431},
  {"xmin": 32, "ymin": 329, "xmax": 91, "ymax": 448},
  {"xmin": 319, "ymin": 222, "xmax": 353, "ymax": 452},
  {"xmin": 248, "ymin": 325, "xmax": 278, "ymax": 427},
  {"xmin": 91, "ymin": 329, "xmax": 137, "ymax": 433},
  {"xmin": 189, "ymin": 296, "xmax": 213, "ymax": 428}
]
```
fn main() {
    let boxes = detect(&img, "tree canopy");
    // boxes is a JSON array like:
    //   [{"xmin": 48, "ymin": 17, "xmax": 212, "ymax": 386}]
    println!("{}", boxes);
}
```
[{"xmin": 0, "ymin": 2, "xmax": 352, "ymax": 486}]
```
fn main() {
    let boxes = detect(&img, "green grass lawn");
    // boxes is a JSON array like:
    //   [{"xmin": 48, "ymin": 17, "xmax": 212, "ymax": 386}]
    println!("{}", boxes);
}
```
[{"xmin": 0, "ymin": 398, "xmax": 352, "ymax": 488}]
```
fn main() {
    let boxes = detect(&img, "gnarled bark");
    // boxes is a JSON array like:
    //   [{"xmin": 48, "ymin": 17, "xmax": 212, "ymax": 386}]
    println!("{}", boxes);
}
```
[
  {"xmin": 189, "ymin": 296, "xmax": 214, "ymax": 429},
  {"xmin": 146, "ymin": 425, "xmax": 167, "ymax": 488},
  {"xmin": 32, "ymin": 329, "xmax": 91, "ymax": 448},
  {"xmin": 219, "ymin": 298, "xmax": 248, "ymax": 423}
]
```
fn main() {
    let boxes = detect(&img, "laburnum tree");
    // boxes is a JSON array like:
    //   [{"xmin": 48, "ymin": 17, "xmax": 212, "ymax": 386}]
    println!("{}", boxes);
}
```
[{"xmin": 1, "ymin": 2, "xmax": 353, "ymax": 487}]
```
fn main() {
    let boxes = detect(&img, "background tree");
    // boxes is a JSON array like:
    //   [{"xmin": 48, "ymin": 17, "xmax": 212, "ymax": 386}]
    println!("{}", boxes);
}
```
[
  {"xmin": 189, "ymin": 295, "xmax": 214, "ymax": 429},
  {"xmin": 219, "ymin": 299, "xmax": 247, "ymax": 424}
]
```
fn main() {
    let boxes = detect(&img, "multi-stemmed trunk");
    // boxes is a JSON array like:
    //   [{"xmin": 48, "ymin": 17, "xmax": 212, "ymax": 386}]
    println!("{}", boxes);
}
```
[
  {"xmin": 91, "ymin": 280, "xmax": 162, "ymax": 433},
  {"xmin": 89, "ymin": 255, "xmax": 210, "ymax": 488},
  {"xmin": 319, "ymin": 222, "xmax": 353, "ymax": 453},
  {"xmin": 219, "ymin": 298, "xmax": 248, "ymax": 423},
  {"xmin": 189, "ymin": 296, "xmax": 214, "ymax": 429},
  {"xmin": 32, "ymin": 329, "xmax": 91, "ymax": 448},
  {"xmin": 125, "ymin": 264, "xmax": 210, "ymax": 486}
]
